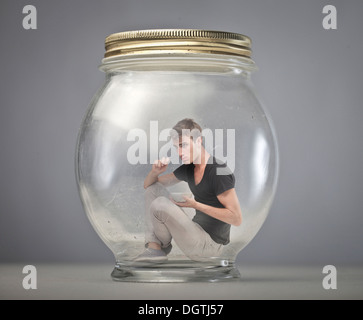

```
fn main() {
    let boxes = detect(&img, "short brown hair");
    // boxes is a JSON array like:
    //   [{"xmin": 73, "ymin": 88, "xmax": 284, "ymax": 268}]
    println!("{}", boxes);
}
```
[{"xmin": 171, "ymin": 118, "xmax": 202, "ymax": 140}]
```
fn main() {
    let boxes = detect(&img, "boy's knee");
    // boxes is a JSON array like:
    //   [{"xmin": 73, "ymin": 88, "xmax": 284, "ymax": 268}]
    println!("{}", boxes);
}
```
[
  {"xmin": 150, "ymin": 196, "xmax": 173, "ymax": 220},
  {"xmin": 145, "ymin": 182, "xmax": 164, "ymax": 197},
  {"xmin": 150, "ymin": 196, "xmax": 171, "ymax": 211}
]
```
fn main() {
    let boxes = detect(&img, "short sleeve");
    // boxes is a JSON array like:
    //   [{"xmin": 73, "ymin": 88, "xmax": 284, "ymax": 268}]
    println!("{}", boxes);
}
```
[
  {"xmin": 211, "ymin": 167, "xmax": 235, "ymax": 196},
  {"xmin": 173, "ymin": 165, "xmax": 189, "ymax": 182}
]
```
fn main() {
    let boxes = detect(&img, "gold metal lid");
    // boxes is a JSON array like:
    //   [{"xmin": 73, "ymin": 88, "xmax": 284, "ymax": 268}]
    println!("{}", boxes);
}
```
[{"xmin": 104, "ymin": 29, "xmax": 252, "ymax": 60}]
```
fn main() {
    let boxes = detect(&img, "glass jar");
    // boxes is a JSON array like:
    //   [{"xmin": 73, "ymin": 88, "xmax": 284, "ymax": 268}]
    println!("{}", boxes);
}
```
[{"xmin": 75, "ymin": 29, "xmax": 279, "ymax": 282}]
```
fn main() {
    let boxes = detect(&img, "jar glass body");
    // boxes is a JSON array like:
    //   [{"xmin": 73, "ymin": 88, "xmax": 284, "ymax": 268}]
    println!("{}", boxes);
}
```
[{"xmin": 76, "ymin": 53, "xmax": 278, "ymax": 282}]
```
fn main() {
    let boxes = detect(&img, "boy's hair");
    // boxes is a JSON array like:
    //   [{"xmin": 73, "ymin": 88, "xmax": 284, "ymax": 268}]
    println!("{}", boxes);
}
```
[{"xmin": 171, "ymin": 118, "xmax": 202, "ymax": 140}]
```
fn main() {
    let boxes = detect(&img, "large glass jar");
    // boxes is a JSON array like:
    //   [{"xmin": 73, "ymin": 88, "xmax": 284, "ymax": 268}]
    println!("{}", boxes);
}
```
[{"xmin": 76, "ymin": 29, "xmax": 279, "ymax": 282}]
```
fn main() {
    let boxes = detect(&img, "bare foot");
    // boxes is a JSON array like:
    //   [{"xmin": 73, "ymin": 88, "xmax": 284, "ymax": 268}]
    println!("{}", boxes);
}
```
[{"xmin": 147, "ymin": 242, "xmax": 161, "ymax": 250}]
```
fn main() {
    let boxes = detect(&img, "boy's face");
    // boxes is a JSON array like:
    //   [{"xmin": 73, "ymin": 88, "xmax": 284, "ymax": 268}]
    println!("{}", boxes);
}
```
[{"xmin": 173, "ymin": 135, "xmax": 200, "ymax": 164}]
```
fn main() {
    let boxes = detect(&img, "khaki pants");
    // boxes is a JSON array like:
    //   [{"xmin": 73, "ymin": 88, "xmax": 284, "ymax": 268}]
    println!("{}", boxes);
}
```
[{"xmin": 145, "ymin": 182, "xmax": 223, "ymax": 259}]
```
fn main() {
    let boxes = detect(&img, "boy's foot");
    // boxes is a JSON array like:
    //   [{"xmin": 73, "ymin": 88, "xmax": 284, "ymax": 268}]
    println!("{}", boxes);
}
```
[
  {"xmin": 162, "ymin": 244, "xmax": 172, "ymax": 255},
  {"xmin": 134, "ymin": 248, "xmax": 167, "ymax": 262}
]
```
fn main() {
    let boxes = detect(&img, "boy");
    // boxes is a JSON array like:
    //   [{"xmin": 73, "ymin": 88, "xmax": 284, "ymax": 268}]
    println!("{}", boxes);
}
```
[{"xmin": 136, "ymin": 119, "xmax": 242, "ymax": 262}]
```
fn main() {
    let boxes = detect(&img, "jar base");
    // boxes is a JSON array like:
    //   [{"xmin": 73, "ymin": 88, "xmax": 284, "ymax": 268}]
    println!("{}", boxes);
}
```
[{"xmin": 111, "ymin": 260, "xmax": 241, "ymax": 283}]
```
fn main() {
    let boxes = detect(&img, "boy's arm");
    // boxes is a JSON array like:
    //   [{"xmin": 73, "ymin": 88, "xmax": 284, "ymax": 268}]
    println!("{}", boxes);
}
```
[
  {"xmin": 173, "ymin": 188, "xmax": 242, "ymax": 226},
  {"xmin": 144, "ymin": 157, "xmax": 180, "ymax": 188}
]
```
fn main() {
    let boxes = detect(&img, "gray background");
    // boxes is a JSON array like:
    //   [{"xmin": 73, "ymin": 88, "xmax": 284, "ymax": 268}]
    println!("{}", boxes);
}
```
[{"xmin": 0, "ymin": 0, "xmax": 362, "ymax": 267}]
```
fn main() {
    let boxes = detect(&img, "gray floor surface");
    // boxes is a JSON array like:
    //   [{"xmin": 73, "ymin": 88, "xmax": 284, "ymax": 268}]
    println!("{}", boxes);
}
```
[{"xmin": 1, "ymin": 263, "xmax": 362, "ymax": 300}]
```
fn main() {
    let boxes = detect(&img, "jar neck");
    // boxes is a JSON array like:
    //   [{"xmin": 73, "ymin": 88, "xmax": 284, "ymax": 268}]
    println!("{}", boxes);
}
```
[{"xmin": 99, "ymin": 53, "xmax": 257, "ymax": 76}]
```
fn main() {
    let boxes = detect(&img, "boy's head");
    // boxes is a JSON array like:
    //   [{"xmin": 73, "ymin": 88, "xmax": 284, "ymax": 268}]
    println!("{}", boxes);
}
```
[{"xmin": 171, "ymin": 118, "xmax": 203, "ymax": 164}]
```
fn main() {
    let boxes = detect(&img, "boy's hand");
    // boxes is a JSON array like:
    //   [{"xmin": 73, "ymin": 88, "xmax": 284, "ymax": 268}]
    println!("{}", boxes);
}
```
[
  {"xmin": 152, "ymin": 157, "xmax": 170, "ymax": 176},
  {"xmin": 171, "ymin": 196, "xmax": 197, "ymax": 209}
]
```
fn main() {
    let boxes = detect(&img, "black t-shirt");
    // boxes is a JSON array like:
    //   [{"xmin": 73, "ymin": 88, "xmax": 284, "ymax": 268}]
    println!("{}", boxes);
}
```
[{"xmin": 173, "ymin": 157, "xmax": 235, "ymax": 245}]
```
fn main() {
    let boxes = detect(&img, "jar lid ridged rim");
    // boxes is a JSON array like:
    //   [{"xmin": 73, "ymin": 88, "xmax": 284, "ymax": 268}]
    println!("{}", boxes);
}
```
[{"xmin": 104, "ymin": 29, "xmax": 252, "ymax": 60}]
